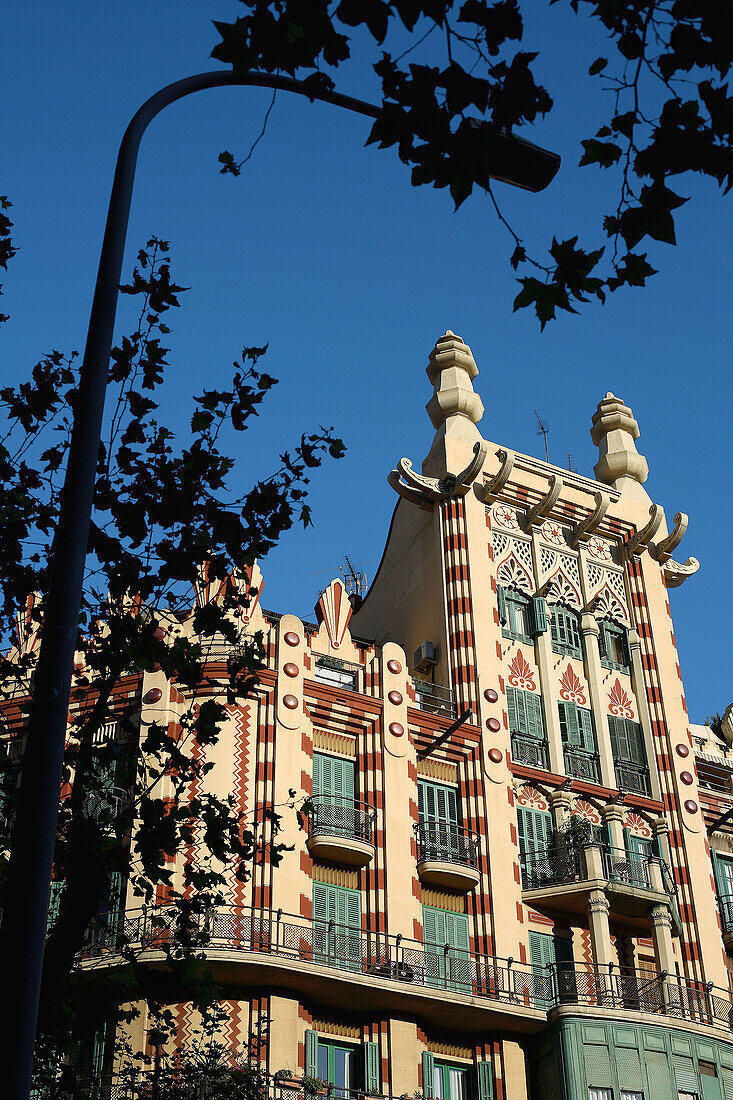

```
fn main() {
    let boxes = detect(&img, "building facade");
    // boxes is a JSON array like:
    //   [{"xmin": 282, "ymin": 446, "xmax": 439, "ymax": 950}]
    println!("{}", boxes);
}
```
[{"xmin": 19, "ymin": 331, "xmax": 733, "ymax": 1097}]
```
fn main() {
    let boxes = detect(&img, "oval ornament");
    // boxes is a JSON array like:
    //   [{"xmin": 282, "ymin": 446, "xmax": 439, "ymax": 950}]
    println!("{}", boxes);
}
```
[
  {"xmin": 283, "ymin": 631, "xmax": 300, "ymax": 647},
  {"xmin": 680, "ymin": 771, "xmax": 693, "ymax": 785},
  {"xmin": 488, "ymin": 748, "xmax": 503, "ymax": 764},
  {"xmin": 143, "ymin": 687, "xmax": 163, "ymax": 705},
  {"xmin": 684, "ymin": 799, "xmax": 698, "ymax": 814},
  {"xmin": 282, "ymin": 694, "xmax": 299, "ymax": 710},
  {"xmin": 388, "ymin": 722, "xmax": 404, "ymax": 738},
  {"xmin": 386, "ymin": 659, "xmax": 402, "ymax": 675},
  {"xmin": 483, "ymin": 688, "xmax": 499, "ymax": 704},
  {"xmin": 486, "ymin": 717, "xmax": 501, "ymax": 732},
  {"xmin": 675, "ymin": 744, "xmax": 690, "ymax": 758},
  {"xmin": 388, "ymin": 690, "xmax": 403, "ymax": 706},
  {"xmin": 283, "ymin": 663, "xmax": 299, "ymax": 678}
]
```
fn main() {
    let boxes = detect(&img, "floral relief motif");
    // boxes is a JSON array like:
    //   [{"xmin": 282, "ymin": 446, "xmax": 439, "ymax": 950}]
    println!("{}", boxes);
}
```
[
  {"xmin": 508, "ymin": 650, "xmax": 536, "ymax": 691},
  {"xmin": 541, "ymin": 520, "xmax": 567, "ymax": 546},
  {"xmin": 587, "ymin": 535, "xmax": 613, "ymax": 562},
  {"xmin": 515, "ymin": 785, "xmax": 548, "ymax": 810},
  {"xmin": 545, "ymin": 568, "xmax": 583, "ymax": 610},
  {"xmin": 559, "ymin": 663, "xmax": 586, "ymax": 705},
  {"xmin": 571, "ymin": 799, "xmax": 601, "ymax": 825},
  {"xmin": 608, "ymin": 678, "xmax": 635, "ymax": 719},
  {"xmin": 493, "ymin": 504, "xmax": 521, "ymax": 530},
  {"xmin": 624, "ymin": 812, "xmax": 652, "ymax": 838},
  {"xmin": 593, "ymin": 585, "xmax": 629, "ymax": 626},
  {"xmin": 497, "ymin": 555, "xmax": 533, "ymax": 594}
]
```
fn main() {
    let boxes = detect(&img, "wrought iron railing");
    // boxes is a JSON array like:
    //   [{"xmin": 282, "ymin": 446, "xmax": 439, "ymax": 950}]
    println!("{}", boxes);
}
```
[
  {"xmin": 77, "ymin": 1073, "xmax": 434, "ymax": 1100},
  {"xmin": 602, "ymin": 845, "xmax": 656, "ymax": 889},
  {"xmin": 83, "ymin": 786, "xmax": 130, "ymax": 825},
  {"xmin": 563, "ymin": 746, "xmax": 600, "ymax": 783},
  {"xmin": 413, "ymin": 822, "xmax": 480, "ymax": 870},
  {"xmin": 510, "ymin": 734, "xmax": 550, "ymax": 770},
  {"xmin": 308, "ymin": 798, "xmax": 375, "ymax": 845},
  {"xmin": 519, "ymin": 844, "xmax": 582, "ymax": 890},
  {"xmin": 614, "ymin": 760, "xmax": 651, "ymax": 797},
  {"xmin": 313, "ymin": 656, "xmax": 362, "ymax": 692},
  {"xmin": 411, "ymin": 680, "xmax": 457, "ymax": 719},
  {"xmin": 719, "ymin": 894, "xmax": 733, "ymax": 932},
  {"xmin": 78, "ymin": 903, "xmax": 733, "ymax": 1034}
]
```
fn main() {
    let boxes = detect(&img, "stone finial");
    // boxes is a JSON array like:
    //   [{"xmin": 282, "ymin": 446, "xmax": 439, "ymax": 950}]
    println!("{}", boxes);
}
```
[
  {"xmin": 590, "ymin": 392, "xmax": 649, "ymax": 495},
  {"xmin": 423, "ymin": 331, "xmax": 484, "ymax": 478}
]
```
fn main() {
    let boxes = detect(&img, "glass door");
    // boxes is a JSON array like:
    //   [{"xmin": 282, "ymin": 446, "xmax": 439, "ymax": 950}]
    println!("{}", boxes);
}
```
[
  {"xmin": 317, "ymin": 1040, "xmax": 356, "ymax": 1100},
  {"xmin": 433, "ymin": 1062, "xmax": 469, "ymax": 1100}
]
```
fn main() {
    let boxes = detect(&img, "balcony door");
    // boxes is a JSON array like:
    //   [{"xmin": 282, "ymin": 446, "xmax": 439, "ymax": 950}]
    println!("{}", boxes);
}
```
[
  {"xmin": 517, "ymin": 807, "xmax": 554, "ymax": 888},
  {"xmin": 422, "ymin": 905, "xmax": 471, "ymax": 993},
  {"xmin": 432, "ymin": 1062, "xmax": 470, "ymax": 1100},
  {"xmin": 418, "ymin": 780, "xmax": 460, "ymax": 862},
  {"xmin": 624, "ymin": 831, "xmax": 653, "ymax": 888},
  {"xmin": 528, "ymin": 930, "xmax": 574, "ymax": 1008},
  {"xmin": 313, "ymin": 882, "xmax": 362, "ymax": 972},
  {"xmin": 313, "ymin": 752, "xmax": 357, "ymax": 838},
  {"xmin": 317, "ymin": 1039, "xmax": 356, "ymax": 1099}
]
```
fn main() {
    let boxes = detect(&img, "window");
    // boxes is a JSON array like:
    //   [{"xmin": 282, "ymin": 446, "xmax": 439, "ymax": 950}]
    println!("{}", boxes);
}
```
[
  {"xmin": 422, "ymin": 1056, "xmax": 494, "ymax": 1100},
  {"xmin": 588, "ymin": 1090, "xmax": 613, "ymax": 1100},
  {"xmin": 559, "ymin": 702, "xmax": 596, "ymax": 752},
  {"xmin": 305, "ymin": 1033, "xmax": 379, "ymax": 1097},
  {"xmin": 517, "ymin": 808, "xmax": 554, "ymax": 888},
  {"xmin": 499, "ymin": 586, "xmax": 530, "ymax": 642},
  {"xmin": 422, "ymin": 905, "xmax": 471, "ymax": 992},
  {"xmin": 550, "ymin": 605, "xmax": 582, "ymax": 659},
  {"xmin": 313, "ymin": 882, "xmax": 361, "ymax": 971},
  {"xmin": 621, "ymin": 1094, "xmax": 644, "ymax": 1100},
  {"xmin": 433, "ymin": 1062, "xmax": 470, "ymax": 1100},
  {"xmin": 314, "ymin": 656, "xmax": 358, "ymax": 690},
  {"xmin": 608, "ymin": 717, "xmax": 650, "ymax": 795},
  {"xmin": 418, "ymin": 780, "xmax": 459, "ymax": 827},
  {"xmin": 624, "ymin": 832, "xmax": 653, "ymax": 888},
  {"xmin": 313, "ymin": 753, "xmax": 356, "ymax": 806},
  {"xmin": 317, "ymin": 1041, "xmax": 356, "ymax": 1098},
  {"xmin": 507, "ymin": 688, "xmax": 545, "ymax": 740},
  {"xmin": 599, "ymin": 619, "xmax": 630, "ymax": 671},
  {"xmin": 528, "ymin": 930, "xmax": 575, "ymax": 1008}
]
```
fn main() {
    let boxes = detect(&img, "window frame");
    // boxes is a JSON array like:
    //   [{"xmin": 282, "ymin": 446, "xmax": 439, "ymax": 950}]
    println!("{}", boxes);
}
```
[
  {"xmin": 549, "ymin": 604, "xmax": 583, "ymax": 659},
  {"xmin": 599, "ymin": 618, "xmax": 631, "ymax": 672},
  {"xmin": 499, "ymin": 585, "xmax": 532, "ymax": 644}
]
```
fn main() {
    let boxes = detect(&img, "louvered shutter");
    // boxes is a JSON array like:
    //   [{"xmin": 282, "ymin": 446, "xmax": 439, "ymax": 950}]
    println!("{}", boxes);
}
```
[
  {"xmin": 528, "ymin": 596, "xmax": 547, "ymax": 636},
  {"xmin": 313, "ymin": 883, "xmax": 330, "ymax": 923},
  {"xmin": 608, "ymin": 716, "xmax": 625, "ymax": 759},
  {"xmin": 497, "ymin": 585, "xmax": 507, "ymax": 627},
  {"xmin": 673, "ymin": 1059, "xmax": 698, "ymax": 1094},
  {"xmin": 474, "ymin": 1063, "xmax": 494, "ymax": 1100},
  {"xmin": 422, "ymin": 1053, "xmax": 436, "ymax": 1099},
  {"xmin": 619, "ymin": 629, "xmax": 631, "ymax": 667},
  {"xmin": 559, "ymin": 702, "xmax": 581, "ymax": 746},
  {"xmin": 47, "ymin": 880, "xmax": 65, "ymax": 935},
  {"xmin": 539, "ymin": 811, "xmax": 554, "ymax": 851},
  {"xmin": 528, "ymin": 693, "xmax": 545, "ymax": 739},
  {"xmin": 518, "ymin": 808, "xmax": 553, "ymax": 856},
  {"xmin": 422, "ymin": 905, "xmax": 446, "ymax": 946},
  {"xmin": 529, "ymin": 931, "xmax": 554, "ymax": 969},
  {"xmin": 506, "ymin": 688, "xmax": 519, "ymax": 733},
  {"xmin": 305, "ymin": 1031, "xmax": 319, "ymax": 1078},
  {"xmin": 92, "ymin": 1024, "xmax": 108, "ymax": 1078},
  {"xmin": 445, "ymin": 911, "xmax": 469, "ymax": 952},
  {"xmin": 597, "ymin": 622, "xmax": 608, "ymax": 660},
  {"xmin": 313, "ymin": 753, "xmax": 323, "ymax": 799},
  {"xmin": 625, "ymin": 721, "xmax": 646, "ymax": 766},
  {"xmin": 363, "ymin": 1042, "xmax": 380, "ymax": 1094},
  {"xmin": 108, "ymin": 871, "xmax": 125, "ymax": 927},
  {"xmin": 577, "ymin": 708, "xmax": 596, "ymax": 752}
]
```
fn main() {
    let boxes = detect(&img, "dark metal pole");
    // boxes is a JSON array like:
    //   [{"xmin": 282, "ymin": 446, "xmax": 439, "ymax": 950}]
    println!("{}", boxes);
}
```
[
  {"xmin": 0, "ymin": 71, "xmax": 381, "ymax": 1100},
  {"xmin": 0, "ymin": 67, "xmax": 559, "ymax": 1100}
]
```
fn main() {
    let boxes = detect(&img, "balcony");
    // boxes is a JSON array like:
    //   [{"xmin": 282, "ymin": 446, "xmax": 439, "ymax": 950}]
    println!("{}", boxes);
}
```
[
  {"xmin": 614, "ymin": 760, "xmax": 651, "ymax": 797},
  {"xmin": 563, "ymin": 746, "xmax": 600, "ymax": 784},
  {"xmin": 414, "ymin": 822, "xmax": 480, "ymax": 891},
  {"xmin": 511, "ymin": 734, "xmax": 550, "ymax": 770},
  {"xmin": 79, "ymin": 903, "xmax": 733, "ymax": 1037},
  {"xmin": 412, "ymin": 680, "xmax": 457, "ymax": 720},
  {"xmin": 313, "ymin": 656, "xmax": 362, "ymax": 692},
  {"xmin": 306, "ymin": 798, "xmax": 375, "ymax": 866},
  {"xmin": 520, "ymin": 843, "xmax": 677, "ymax": 928}
]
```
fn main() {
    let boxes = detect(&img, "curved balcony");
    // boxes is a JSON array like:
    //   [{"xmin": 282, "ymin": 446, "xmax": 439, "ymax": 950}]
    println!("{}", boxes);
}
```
[
  {"xmin": 414, "ymin": 822, "xmax": 480, "ymax": 891},
  {"xmin": 511, "ymin": 734, "xmax": 550, "ymax": 770},
  {"xmin": 306, "ymin": 797, "xmax": 375, "ymax": 866}
]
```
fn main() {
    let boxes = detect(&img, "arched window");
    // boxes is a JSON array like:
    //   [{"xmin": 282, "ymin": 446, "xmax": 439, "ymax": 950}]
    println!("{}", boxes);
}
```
[
  {"xmin": 549, "ymin": 604, "xmax": 582, "ymax": 659},
  {"xmin": 498, "ymin": 584, "xmax": 531, "ymax": 642},
  {"xmin": 598, "ymin": 618, "xmax": 630, "ymax": 671}
]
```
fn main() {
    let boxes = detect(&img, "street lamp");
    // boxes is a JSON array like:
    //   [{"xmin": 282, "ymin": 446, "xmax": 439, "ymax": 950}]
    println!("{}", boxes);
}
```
[{"xmin": 0, "ymin": 69, "xmax": 559, "ymax": 1100}]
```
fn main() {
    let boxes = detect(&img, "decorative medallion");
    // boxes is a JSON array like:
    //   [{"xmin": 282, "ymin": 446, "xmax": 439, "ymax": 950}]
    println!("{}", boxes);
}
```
[
  {"xmin": 493, "ymin": 504, "xmax": 520, "ymax": 530},
  {"xmin": 675, "ymin": 743, "xmax": 690, "ymax": 758},
  {"xmin": 388, "ymin": 722, "xmax": 404, "ymax": 738},
  {"xmin": 515, "ymin": 785, "xmax": 548, "ymax": 810},
  {"xmin": 284, "ymin": 631, "xmax": 300, "ymax": 647},
  {"xmin": 388, "ymin": 690, "xmax": 403, "ymax": 706},
  {"xmin": 315, "ymin": 578, "xmax": 353, "ymax": 649},
  {"xmin": 143, "ymin": 687, "xmax": 163, "ymax": 705},
  {"xmin": 587, "ymin": 536, "xmax": 613, "ymax": 562},
  {"xmin": 386, "ymin": 659, "xmax": 402, "ymax": 674},
  {"xmin": 680, "ymin": 772, "xmax": 694, "ymax": 785},
  {"xmin": 488, "ymin": 748, "xmax": 504, "ymax": 763},
  {"xmin": 559, "ymin": 664, "xmax": 586, "ymax": 705},
  {"xmin": 486, "ymin": 717, "xmax": 501, "ymax": 732},
  {"xmin": 484, "ymin": 688, "xmax": 499, "ymax": 703},
  {"xmin": 283, "ymin": 663, "xmax": 299, "ymax": 678},
  {"xmin": 624, "ymin": 812, "xmax": 652, "ymax": 838},
  {"xmin": 282, "ymin": 694, "xmax": 299, "ymax": 710},
  {"xmin": 572, "ymin": 800, "xmax": 601, "ymax": 825},
  {"xmin": 541, "ymin": 520, "xmax": 567, "ymax": 546},
  {"xmin": 684, "ymin": 800, "xmax": 698, "ymax": 814},
  {"xmin": 608, "ymin": 678, "xmax": 634, "ymax": 718},
  {"xmin": 508, "ymin": 651, "xmax": 536, "ymax": 691}
]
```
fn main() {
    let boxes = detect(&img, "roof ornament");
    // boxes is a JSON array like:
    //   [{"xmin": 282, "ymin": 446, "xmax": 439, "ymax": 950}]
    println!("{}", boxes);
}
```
[
  {"xmin": 570, "ymin": 490, "xmax": 610, "ymax": 548},
  {"xmin": 526, "ymin": 474, "xmax": 563, "ymax": 528},
  {"xmin": 482, "ymin": 448, "xmax": 515, "ymax": 502},
  {"xmin": 626, "ymin": 503, "xmax": 664, "ymax": 558},
  {"xmin": 652, "ymin": 512, "xmax": 689, "ymax": 564},
  {"xmin": 590, "ymin": 392, "xmax": 649, "ymax": 498}
]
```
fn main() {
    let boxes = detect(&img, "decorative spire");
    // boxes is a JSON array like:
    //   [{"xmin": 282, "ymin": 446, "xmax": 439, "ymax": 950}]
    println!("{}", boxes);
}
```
[
  {"xmin": 590, "ymin": 392, "xmax": 649, "ymax": 497},
  {"xmin": 423, "ymin": 330, "xmax": 484, "ymax": 478}
]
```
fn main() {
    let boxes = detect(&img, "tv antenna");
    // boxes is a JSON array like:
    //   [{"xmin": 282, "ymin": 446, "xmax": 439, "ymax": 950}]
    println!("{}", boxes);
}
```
[
  {"xmin": 340, "ymin": 555, "xmax": 368, "ymax": 599},
  {"xmin": 534, "ymin": 409, "xmax": 550, "ymax": 463},
  {"xmin": 566, "ymin": 453, "xmax": 577, "ymax": 473}
]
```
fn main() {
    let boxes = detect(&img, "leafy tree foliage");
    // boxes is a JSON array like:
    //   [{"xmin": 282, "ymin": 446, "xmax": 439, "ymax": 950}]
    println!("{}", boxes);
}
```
[
  {"xmin": 0, "ymin": 196, "xmax": 16, "ymax": 326},
  {"xmin": 213, "ymin": 0, "xmax": 733, "ymax": 326},
  {"xmin": 0, "ymin": 238, "xmax": 343, "ymax": 1091}
]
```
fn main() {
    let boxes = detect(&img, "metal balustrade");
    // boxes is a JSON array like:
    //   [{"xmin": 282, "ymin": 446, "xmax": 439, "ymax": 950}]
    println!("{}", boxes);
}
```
[
  {"xmin": 519, "ymin": 844, "xmax": 582, "ymax": 890},
  {"xmin": 614, "ymin": 760, "xmax": 651, "ymax": 797},
  {"xmin": 78, "ymin": 1074, "xmax": 437, "ymax": 1100},
  {"xmin": 413, "ymin": 822, "xmax": 480, "ymax": 870},
  {"xmin": 719, "ymin": 894, "xmax": 733, "ymax": 933},
  {"xmin": 411, "ymin": 680, "xmax": 457, "ymax": 719},
  {"xmin": 602, "ymin": 845, "xmax": 656, "ymax": 889},
  {"xmin": 308, "ymin": 798, "xmax": 375, "ymax": 845},
  {"xmin": 510, "ymin": 734, "xmax": 550, "ymax": 770},
  {"xmin": 313, "ymin": 656, "xmax": 362, "ymax": 691},
  {"xmin": 78, "ymin": 903, "xmax": 733, "ymax": 1034},
  {"xmin": 563, "ymin": 746, "xmax": 600, "ymax": 783}
]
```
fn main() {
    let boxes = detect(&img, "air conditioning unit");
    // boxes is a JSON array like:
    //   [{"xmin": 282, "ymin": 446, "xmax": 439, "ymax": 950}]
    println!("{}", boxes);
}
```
[{"xmin": 413, "ymin": 641, "xmax": 438, "ymax": 672}]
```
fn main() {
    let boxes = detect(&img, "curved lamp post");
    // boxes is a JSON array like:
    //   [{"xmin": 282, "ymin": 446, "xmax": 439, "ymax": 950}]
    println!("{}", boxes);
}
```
[{"xmin": 0, "ymin": 69, "xmax": 559, "ymax": 1100}]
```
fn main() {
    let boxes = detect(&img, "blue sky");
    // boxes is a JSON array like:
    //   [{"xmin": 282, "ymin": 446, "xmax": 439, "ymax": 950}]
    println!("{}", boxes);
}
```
[{"xmin": 2, "ymin": 2, "xmax": 730, "ymax": 722}]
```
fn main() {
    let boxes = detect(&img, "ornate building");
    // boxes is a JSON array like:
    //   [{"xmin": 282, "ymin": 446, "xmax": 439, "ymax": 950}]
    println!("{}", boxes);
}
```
[{"xmin": 24, "ymin": 332, "xmax": 733, "ymax": 1097}]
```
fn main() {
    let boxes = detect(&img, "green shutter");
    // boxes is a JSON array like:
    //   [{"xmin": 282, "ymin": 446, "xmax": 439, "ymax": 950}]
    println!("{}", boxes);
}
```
[
  {"xmin": 422, "ymin": 905, "xmax": 446, "ymax": 945},
  {"xmin": 422, "ymin": 1052, "xmax": 435, "ymax": 1099},
  {"xmin": 507, "ymin": 688, "xmax": 518, "ymax": 733},
  {"xmin": 597, "ymin": 622, "xmax": 608, "ymax": 660},
  {"xmin": 518, "ymin": 808, "xmax": 553, "ymax": 856},
  {"xmin": 619, "ymin": 629, "xmax": 631, "ymax": 667},
  {"xmin": 529, "ymin": 930, "xmax": 555, "ymax": 970},
  {"xmin": 625, "ymin": 720, "xmax": 647, "ymax": 767},
  {"xmin": 445, "ymin": 911, "xmax": 469, "ymax": 951},
  {"xmin": 305, "ymin": 1030, "xmax": 319, "ymax": 1078},
  {"xmin": 314, "ymin": 753, "xmax": 355, "ymax": 804},
  {"xmin": 474, "ymin": 1062, "xmax": 494, "ymax": 1100},
  {"xmin": 528, "ymin": 597, "xmax": 547, "ymax": 636},
  {"xmin": 497, "ymin": 586, "xmax": 507, "ymax": 627},
  {"xmin": 47, "ymin": 880, "xmax": 65, "ymax": 936},
  {"xmin": 363, "ymin": 1042, "xmax": 380, "ymax": 1094},
  {"xmin": 313, "ymin": 753, "xmax": 323, "ymax": 799},
  {"xmin": 608, "ymin": 716, "xmax": 625, "ymax": 759},
  {"xmin": 559, "ymin": 702, "xmax": 581, "ymax": 746},
  {"xmin": 528, "ymin": 693, "xmax": 545, "ymax": 739},
  {"xmin": 313, "ymin": 883, "xmax": 330, "ymax": 923},
  {"xmin": 92, "ymin": 1024, "xmax": 108, "ymax": 1079},
  {"xmin": 577, "ymin": 708, "xmax": 596, "ymax": 752}
]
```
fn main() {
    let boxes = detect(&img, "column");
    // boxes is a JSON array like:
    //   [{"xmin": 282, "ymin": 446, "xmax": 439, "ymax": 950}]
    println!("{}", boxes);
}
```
[
  {"xmin": 580, "ymin": 612, "xmax": 616, "ymax": 790},
  {"xmin": 650, "ymin": 904, "xmax": 677, "ymax": 1009},
  {"xmin": 532, "ymin": 605, "xmax": 564, "ymax": 774},
  {"xmin": 600, "ymin": 803, "xmax": 625, "ymax": 853},
  {"xmin": 585, "ymin": 889, "xmax": 614, "ymax": 999}
]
